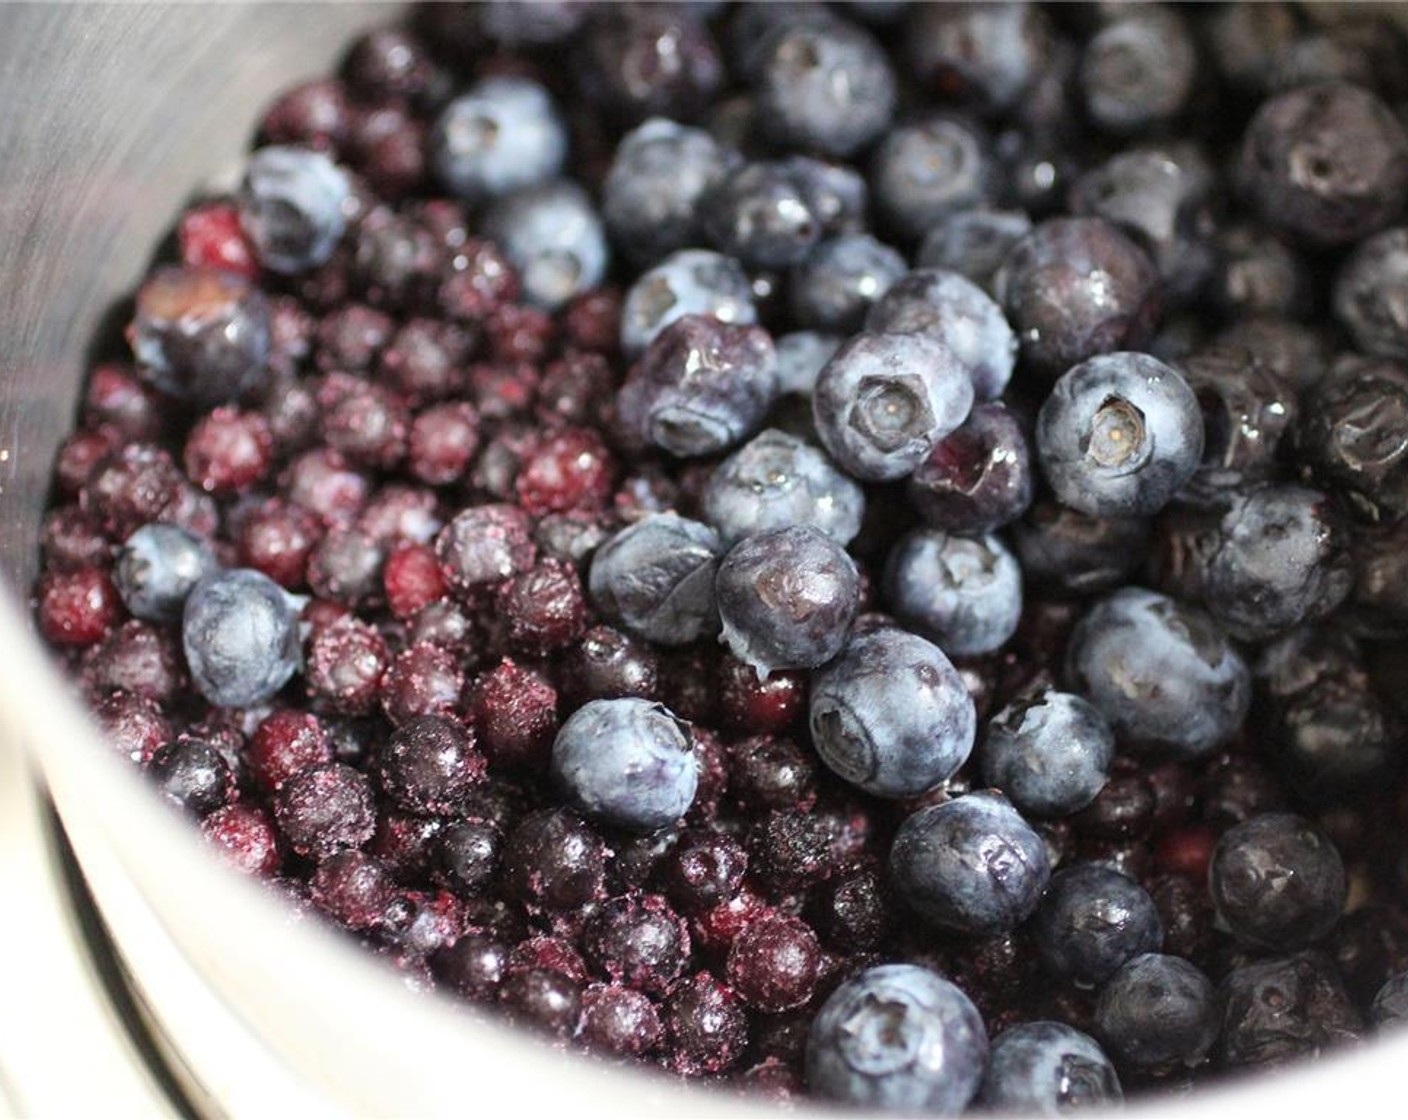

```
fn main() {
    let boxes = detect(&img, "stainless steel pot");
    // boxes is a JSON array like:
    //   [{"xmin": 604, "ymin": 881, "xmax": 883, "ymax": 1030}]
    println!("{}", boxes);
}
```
[{"xmin": 0, "ymin": 4, "xmax": 1402, "ymax": 1117}]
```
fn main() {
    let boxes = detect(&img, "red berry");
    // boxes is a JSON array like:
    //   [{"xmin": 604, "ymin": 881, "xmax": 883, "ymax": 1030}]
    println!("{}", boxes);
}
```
[
  {"xmin": 37, "ymin": 567, "xmax": 123, "ymax": 647},
  {"xmin": 238, "ymin": 499, "xmax": 324, "ymax": 589},
  {"xmin": 465, "ymin": 659, "xmax": 559, "ymax": 772},
  {"xmin": 248, "ymin": 709, "xmax": 333, "ymax": 792},
  {"xmin": 184, "ymin": 407, "xmax": 273, "ymax": 494},
  {"xmin": 202, "ymin": 804, "xmax": 282, "ymax": 876},
  {"xmin": 515, "ymin": 426, "xmax": 616, "ymax": 516},
  {"xmin": 84, "ymin": 363, "xmax": 164, "ymax": 440},
  {"xmin": 54, "ymin": 429, "xmax": 117, "ymax": 498},
  {"xmin": 408, "ymin": 401, "xmax": 481, "ymax": 486},
  {"xmin": 384, "ymin": 542, "xmax": 448, "ymax": 619},
  {"xmin": 179, "ymin": 201, "xmax": 258, "ymax": 279},
  {"xmin": 1155, "ymin": 823, "xmax": 1218, "ymax": 881}
]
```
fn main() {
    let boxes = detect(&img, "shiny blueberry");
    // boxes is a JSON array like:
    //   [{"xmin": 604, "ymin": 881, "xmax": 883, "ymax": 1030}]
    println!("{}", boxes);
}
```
[
  {"xmin": 1013, "ymin": 500, "xmax": 1150, "ymax": 598},
  {"xmin": 870, "ymin": 115, "xmax": 997, "ymax": 240},
  {"xmin": 979, "ymin": 689, "xmax": 1114, "ymax": 818},
  {"xmin": 237, "ymin": 145, "xmax": 350, "ymax": 274},
  {"xmin": 482, "ymin": 181, "xmax": 608, "ymax": 310},
  {"xmin": 1095, "ymin": 953, "xmax": 1218, "ymax": 1070},
  {"xmin": 1218, "ymin": 951, "xmax": 1364, "ymax": 1070},
  {"xmin": 882, "ymin": 528, "xmax": 1022, "ymax": 657},
  {"xmin": 905, "ymin": 2, "xmax": 1049, "ymax": 116},
  {"xmin": 588, "ymin": 513, "xmax": 723, "ymax": 647},
  {"xmin": 701, "ymin": 160, "xmax": 824, "ymax": 270},
  {"xmin": 114, "ymin": 523, "xmax": 218, "ymax": 623},
  {"xmin": 1034, "ymin": 863, "xmax": 1163, "ymax": 988},
  {"xmin": 978, "ymin": 1021, "xmax": 1122, "ymax": 1115},
  {"xmin": 619, "ymin": 248, "xmax": 757, "ymax": 357},
  {"xmin": 429, "ymin": 76, "xmax": 567, "ymax": 203},
  {"xmin": 906, "ymin": 403, "xmax": 1033, "ymax": 535},
  {"xmin": 182, "ymin": 569, "xmax": 301, "ymax": 708},
  {"xmin": 790, "ymin": 234, "xmax": 906, "ymax": 334},
  {"xmin": 916, "ymin": 208, "xmax": 1032, "ymax": 297},
  {"xmin": 1299, "ymin": 357, "xmax": 1408, "ymax": 523}
]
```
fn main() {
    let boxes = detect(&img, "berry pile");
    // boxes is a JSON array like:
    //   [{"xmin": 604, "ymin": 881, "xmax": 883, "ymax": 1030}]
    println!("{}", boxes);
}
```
[{"xmin": 32, "ymin": 2, "xmax": 1408, "ymax": 1112}]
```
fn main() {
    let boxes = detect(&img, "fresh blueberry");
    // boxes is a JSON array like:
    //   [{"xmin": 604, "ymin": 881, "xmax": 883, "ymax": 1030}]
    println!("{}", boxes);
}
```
[
  {"xmin": 1212, "ymin": 222, "xmax": 1314, "ymax": 320},
  {"xmin": 602, "ymin": 119, "xmax": 734, "ymax": 265},
  {"xmin": 906, "ymin": 403, "xmax": 1033, "ymax": 535},
  {"xmin": 1079, "ymin": 7, "xmax": 1196, "ymax": 134},
  {"xmin": 870, "ymin": 116, "xmax": 996, "ymax": 240},
  {"xmin": 429, "ymin": 76, "xmax": 567, "ymax": 203},
  {"xmin": 1372, "ymin": 971, "xmax": 1408, "ymax": 1028},
  {"xmin": 1239, "ymin": 81, "xmax": 1408, "ymax": 247},
  {"xmin": 1218, "ymin": 951, "xmax": 1364, "ymax": 1070},
  {"xmin": 617, "ymin": 314, "xmax": 778, "ymax": 457},
  {"xmin": 805, "ymin": 963, "xmax": 988, "ymax": 1115},
  {"xmin": 865, "ymin": 268, "xmax": 1016, "ymax": 402},
  {"xmin": 700, "ymin": 161, "xmax": 824, "ymax": 270},
  {"xmin": 882, "ymin": 528, "xmax": 1022, "ymax": 657},
  {"xmin": 1209, "ymin": 812, "xmax": 1346, "ymax": 950},
  {"xmin": 589, "ymin": 513, "xmax": 723, "ymax": 647},
  {"xmin": 1036, "ymin": 352, "xmax": 1204, "ymax": 518},
  {"xmin": 702, "ymin": 428, "xmax": 865, "ymax": 547},
  {"xmin": 753, "ymin": 18, "xmax": 896, "ymax": 158},
  {"xmin": 1094, "ymin": 953, "xmax": 1218, "ymax": 1070},
  {"xmin": 1299, "ymin": 356, "xmax": 1408, "ymax": 522},
  {"xmin": 810, "ymin": 627, "xmax": 976, "ymax": 798},
  {"xmin": 619, "ymin": 248, "xmax": 757, "ymax": 357},
  {"xmin": 1033, "ymin": 863, "xmax": 1163, "ymax": 988},
  {"xmin": 476, "ymin": 0, "xmax": 588, "ymax": 45},
  {"xmin": 916, "ymin": 208, "xmax": 1032, "ymax": 296},
  {"xmin": 114, "ymin": 523, "xmax": 218, "ymax": 623},
  {"xmin": 995, "ymin": 217, "xmax": 1161, "ymax": 380},
  {"xmin": 774, "ymin": 331, "xmax": 843, "ymax": 397},
  {"xmin": 481, "ymin": 181, "xmax": 608, "ymax": 310},
  {"xmin": 979, "ymin": 689, "xmax": 1114, "ymax": 818},
  {"xmin": 978, "ymin": 1021, "xmax": 1122, "ymax": 1115},
  {"xmin": 182, "ymin": 569, "xmax": 302, "ymax": 708},
  {"xmin": 812, "ymin": 331, "xmax": 975, "ymax": 482},
  {"xmin": 1066, "ymin": 587, "xmax": 1250, "ymax": 760},
  {"xmin": 715, "ymin": 524, "xmax": 860, "ymax": 674},
  {"xmin": 1334, "ymin": 226, "xmax": 1408, "ymax": 361},
  {"xmin": 905, "ymin": 2, "xmax": 1050, "ymax": 116},
  {"xmin": 551, "ymin": 698, "xmax": 697, "ymax": 831},
  {"xmin": 780, "ymin": 155, "xmax": 869, "ymax": 237},
  {"xmin": 890, "ymin": 790, "xmax": 1050, "ymax": 936},
  {"xmin": 237, "ymin": 145, "xmax": 350, "ymax": 274},
  {"xmin": 1013, "ymin": 500, "xmax": 1151, "ymax": 598},
  {"xmin": 790, "ymin": 234, "xmax": 906, "ymax": 333},
  {"xmin": 1213, "ymin": 315, "xmax": 1332, "ymax": 394},
  {"xmin": 574, "ymin": 4, "xmax": 722, "ymax": 126}
]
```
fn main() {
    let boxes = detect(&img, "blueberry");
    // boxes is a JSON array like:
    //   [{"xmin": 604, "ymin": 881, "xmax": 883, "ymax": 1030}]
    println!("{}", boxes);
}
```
[
  {"xmin": 1372, "ymin": 971, "xmax": 1408, "ymax": 1028},
  {"xmin": 378, "ymin": 715, "xmax": 485, "ymax": 817},
  {"xmin": 1239, "ymin": 82, "xmax": 1408, "ymax": 247},
  {"xmin": 865, "ymin": 269, "xmax": 1015, "ymax": 403},
  {"xmin": 781, "ymin": 155, "xmax": 869, "ymax": 237},
  {"xmin": 477, "ymin": 0, "xmax": 588, "ymax": 45},
  {"xmin": 1094, "ymin": 953, "xmax": 1218, "ymax": 1070},
  {"xmin": 700, "ymin": 161, "xmax": 824, "ymax": 270},
  {"xmin": 1218, "ymin": 951, "xmax": 1363, "ymax": 1070},
  {"xmin": 978, "ymin": 1021, "xmax": 1122, "ymax": 1115},
  {"xmin": 602, "ymin": 119, "xmax": 734, "ymax": 265},
  {"xmin": 617, "ymin": 314, "xmax": 778, "ymax": 457},
  {"xmin": 551, "ymin": 698, "xmax": 697, "ymax": 831},
  {"xmin": 979, "ymin": 689, "xmax": 1114, "ymax": 818},
  {"xmin": 870, "ymin": 116, "xmax": 996, "ymax": 240},
  {"xmin": 1066, "ymin": 587, "xmax": 1250, "ymax": 760},
  {"xmin": 775, "ymin": 331, "xmax": 843, "ymax": 397},
  {"xmin": 715, "ymin": 525, "xmax": 860, "ymax": 674},
  {"xmin": 810, "ymin": 627, "xmax": 976, "ymax": 799},
  {"xmin": 114, "ymin": 524, "xmax": 218, "ymax": 623},
  {"xmin": 482, "ymin": 181, "xmax": 608, "ymax": 310},
  {"xmin": 574, "ymin": 5, "xmax": 722, "ymax": 126},
  {"xmin": 1012, "ymin": 500, "xmax": 1151, "ymax": 598},
  {"xmin": 1037, "ymin": 352, "xmax": 1204, "ymax": 519},
  {"xmin": 1299, "ymin": 357, "xmax": 1408, "ymax": 522},
  {"xmin": 589, "ymin": 514, "xmax": 722, "ymax": 647},
  {"xmin": 1214, "ymin": 316, "xmax": 1332, "ymax": 394},
  {"xmin": 182, "ymin": 569, "xmax": 302, "ymax": 708},
  {"xmin": 882, "ymin": 528, "xmax": 1022, "ymax": 657},
  {"xmin": 995, "ymin": 218, "xmax": 1160, "ymax": 380},
  {"xmin": 890, "ymin": 790, "xmax": 1050, "ymax": 936},
  {"xmin": 753, "ymin": 18, "xmax": 896, "ymax": 159},
  {"xmin": 1209, "ymin": 812, "xmax": 1346, "ymax": 950},
  {"xmin": 1033, "ymin": 863, "xmax": 1163, "ymax": 988},
  {"xmin": 1211, "ymin": 223, "xmax": 1313, "ymax": 320},
  {"xmin": 1202, "ymin": 485, "xmax": 1352, "ymax": 642},
  {"xmin": 916, "ymin": 208, "xmax": 1032, "ymax": 297},
  {"xmin": 905, "ymin": 2, "xmax": 1050, "ymax": 116},
  {"xmin": 129, "ymin": 266, "xmax": 271, "ymax": 405},
  {"xmin": 620, "ymin": 249, "xmax": 757, "ymax": 357},
  {"xmin": 1079, "ymin": 7, "xmax": 1196, "ymax": 135},
  {"xmin": 1334, "ymin": 226, "xmax": 1408, "ymax": 361},
  {"xmin": 237, "ymin": 145, "xmax": 350, "ymax": 274},
  {"xmin": 906, "ymin": 403, "xmax": 1033, "ymax": 535},
  {"xmin": 805, "ymin": 963, "xmax": 988, "ymax": 1115},
  {"xmin": 702, "ymin": 428, "xmax": 865, "ymax": 547},
  {"xmin": 812, "ymin": 331, "xmax": 975, "ymax": 482},
  {"xmin": 790, "ymin": 234, "xmax": 906, "ymax": 334},
  {"xmin": 429, "ymin": 76, "xmax": 567, "ymax": 203},
  {"xmin": 148, "ymin": 736, "xmax": 234, "ymax": 818}
]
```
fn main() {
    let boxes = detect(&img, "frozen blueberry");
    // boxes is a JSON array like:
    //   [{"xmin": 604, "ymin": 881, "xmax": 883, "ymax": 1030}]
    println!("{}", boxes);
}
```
[
  {"xmin": 237, "ymin": 146, "xmax": 350, "ymax": 274},
  {"xmin": 810, "ymin": 627, "xmax": 976, "ymax": 799},
  {"xmin": 429, "ymin": 76, "xmax": 567, "ymax": 203},
  {"xmin": 1095, "ymin": 953, "xmax": 1218, "ymax": 1070},
  {"xmin": 865, "ymin": 269, "xmax": 1016, "ymax": 401},
  {"xmin": 617, "ymin": 314, "xmax": 779, "ymax": 457},
  {"xmin": 1079, "ymin": 6, "xmax": 1196, "ymax": 135},
  {"xmin": 995, "ymin": 218, "xmax": 1161, "ymax": 380},
  {"xmin": 128, "ymin": 266, "xmax": 271, "ymax": 405},
  {"xmin": 1218, "ymin": 951, "xmax": 1363, "ymax": 1070},
  {"xmin": 790, "ymin": 234, "xmax": 906, "ymax": 333},
  {"xmin": 1239, "ymin": 82, "xmax": 1408, "ymax": 247},
  {"xmin": 620, "ymin": 249, "xmax": 757, "ymax": 357},
  {"xmin": 701, "ymin": 161, "xmax": 824, "ymax": 270},
  {"xmin": 1210, "ymin": 812, "xmax": 1346, "ymax": 950},
  {"xmin": 812, "ymin": 331, "xmax": 975, "ymax": 482},
  {"xmin": 978, "ymin": 1022, "xmax": 1122, "ymax": 1115},
  {"xmin": 114, "ymin": 524, "xmax": 218, "ymax": 623},
  {"xmin": 870, "ymin": 115, "xmax": 997, "ymax": 240},
  {"xmin": 588, "ymin": 513, "xmax": 723, "ymax": 647},
  {"xmin": 905, "ymin": 2, "xmax": 1049, "ymax": 115},
  {"xmin": 1037, "ymin": 352, "xmax": 1204, "ymax": 519},
  {"xmin": 1034, "ymin": 863, "xmax": 1163, "ymax": 988},
  {"xmin": 805, "ymin": 963, "xmax": 988, "ymax": 1115},
  {"xmin": 551, "ymin": 698, "xmax": 697, "ymax": 831},
  {"xmin": 715, "ymin": 524, "xmax": 860, "ymax": 674},
  {"xmin": 916, "ymin": 208, "xmax": 1032, "ymax": 296},
  {"xmin": 1299, "ymin": 357, "xmax": 1408, "ymax": 523},
  {"xmin": 1372, "ymin": 971, "xmax": 1408, "ymax": 1028},
  {"xmin": 979, "ymin": 690, "xmax": 1114, "ymax": 818},
  {"xmin": 482, "ymin": 181, "xmax": 608, "ymax": 310},
  {"xmin": 1066, "ymin": 587, "xmax": 1250, "ymax": 760},
  {"xmin": 1202, "ymin": 485, "xmax": 1352, "ymax": 642},
  {"xmin": 148, "ymin": 736, "xmax": 234, "ymax": 818},
  {"xmin": 182, "ymin": 569, "xmax": 301, "ymax": 708},
  {"xmin": 890, "ymin": 790, "xmax": 1050, "ymax": 936},
  {"xmin": 378, "ymin": 715, "xmax": 484, "ymax": 817},
  {"xmin": 603, "ymin": 119, "xmax": 733, "ymax": 265},
  {"xmin": 703, "ymin": 428, "xmax": 864, "ymax": 547},
  {"xmin": 906, "ymin": 403, "xmax": 1033, "ymax": 535},
  {"xmin": 753, "ymin": 17, "xmax": 896, "ymax": 158},
  {"xmin": 882, "ymin": 528, "xmax": 1022, "ymax": 657},
  {"xmin": 1334, "ymin": 226, "xmax": 1408, "ymax": 361},
  {"xmin": 775, "ymin": 331, "xmax": 843, "ymax": 397}
]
